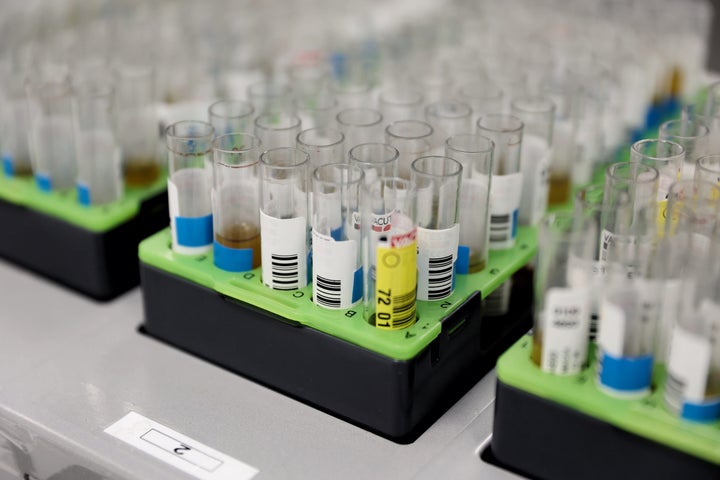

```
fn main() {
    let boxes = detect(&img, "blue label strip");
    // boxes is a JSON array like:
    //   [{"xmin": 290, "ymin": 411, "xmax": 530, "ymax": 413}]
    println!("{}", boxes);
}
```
[
  {"xmin": 598, "ymin": 352, "xmax": 653, "ymax": 393},
  {"xmin": 35, "ymin": 174, "xmax": 52, "ymax": 192},
  {"xmin": 681, "ymin": 398, "xmax": 720, "ymax": 422},
  {"xmin": 2, "ymin": 155, "xmax": 13, "ymax": 177},
  {"xmin": 352, "ymin": 266, "xmax": 363, "ymax": 304},
  {"xmin": 213, "ymin": 241, "xmax": 254, "ymax": 272},
  {"xmin": 456, "ymin": 245, "xmax": 470, "ymax": 274},
  {"xmin": 175, "ymin": 214, "xmax": 213, "ymax": 247},
  {"xmin": 511, "ymin": 209, "xmax": 518, "ymax": 239},
  {"xmin": 77, "ymin": 183, "xmax": 91, "ymax": 206}
]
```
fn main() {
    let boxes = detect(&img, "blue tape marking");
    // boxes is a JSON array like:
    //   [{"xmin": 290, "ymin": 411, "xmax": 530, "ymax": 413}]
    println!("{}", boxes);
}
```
[
  {"xmin": 352, "ymin": 266, "xmax": 363, "ymax": 303},
  {"xmin": 175, "ymin": 214, "xmax": 213, "ymax": 247},
  {"xmin": 306, "ymin": 249, "xmax": 313, "ymax": 285},
  {"xmin": 456, "ymin": 245, "xmax": 470, "ymax": 274},
  {"xmin": 511, "ymin": 209, "xmax": 518, "ymax": 239},
  {"xmin": 35, "ymin": 174, "xmax": 52, "ymax": 192},
  {"xmin": 681, "ymin": 398, "xmax": 720, "ymax": 422},
  {"xmin": 598, "ymin": 352, "xmax": 653, "ymax": 393},
  {"xmin": 213, "ymin": 241, "xmax": 254, "ymax": 272},
  {"xmin": 77, "ymin": 183, "xmax": 91, "ymax": 206},
  {"xmin": 330, "ymin": 225, "xmax": 344, "ymax": 241},
  {"xmin": 2, "ymin": 155, "xmax": 13, "ymax": 177}
]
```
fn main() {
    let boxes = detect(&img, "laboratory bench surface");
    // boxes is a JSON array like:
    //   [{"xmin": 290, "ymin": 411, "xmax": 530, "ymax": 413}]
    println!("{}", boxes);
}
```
[{"xmin": 0, "ymin": 259, "xmax": 521, "ymax": 480}]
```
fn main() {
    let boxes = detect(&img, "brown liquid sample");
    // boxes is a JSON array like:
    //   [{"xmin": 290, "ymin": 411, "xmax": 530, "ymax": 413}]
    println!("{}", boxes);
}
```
[
  {"xmin": 468, "ymin": 255, "xmax": 486, "ymax": 274},
  {"xmin": 531, "ymin": 332, "xmax": 542, "ymax": 366},
  {"xmin": 215, "ymin": 222, "xmax": 262, "ymax": 268},
  {"xmin": 548, "ymin": 172, "xmax": 571, "ymax": 206},
  {"xmin": 124, "ymin": 158, "xmax": 160, "ymax": 187}
]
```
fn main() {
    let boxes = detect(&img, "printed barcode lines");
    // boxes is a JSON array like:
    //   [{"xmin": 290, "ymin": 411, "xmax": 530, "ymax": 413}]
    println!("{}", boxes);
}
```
[
  {"xmin": 315, "ymin": 275, "xmax": 342, "ymax": 308},
  {"xmin": 427, "ymin": 254, "xmax": 453, "ymax": 300},
  {"xmin": 392, "ymin": 290, "xmax": 416, "ymax": 328},
  {"xmin": 271, "ymin": 254, "xmax": 299, "ymax": 290},
  {"xmin": 490, "ymin": 213, "xmax": 511, "ymax": 244}
]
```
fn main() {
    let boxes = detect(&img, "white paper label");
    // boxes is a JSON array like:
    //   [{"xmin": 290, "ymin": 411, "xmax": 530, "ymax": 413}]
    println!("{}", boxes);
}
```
[
  {"xmin": 634, "ymin": 278, "xmax": 660, "ymax": 355},
  {"xmin": 667, "ymin": 326, "xmax": 711, "ymax": 404},
  {"xmin": 598, "ymin": 229, "xmax": 614, "ymax": 263},
  {"xmin": 489, "ymin": 172, "xmax": 522, "ymax": 249},
  {"xmin": 541, "ymin": 287, "xmax": 590, "ymax": 375},
  {"xmin": 656, "ymin": 278, "xmax": 682, "ymax": 362},
  {"xmin": 458, "ymin": 175, "xmax": 489, "ymax": 252},
  {"xmin": 416, "ymin": 225, "xmax": 460, "ymax": 301},
  {"xmin": 598, "ymin": 299, "xmax": 626, "ymax": 357},
  {"xmin": 105, "ymin": 412, "xmax": 258, "ymax": 480},
  {"xmin": 519, "ymin": 134, "xmax": 550, "ymax": 226},
  {"xmin": 260, "ymin": 210, "xmax": 307, "ymax": 290},
  {"xmin": 312, "ymin": 230, "xmax": 359, "ymax": 309}
]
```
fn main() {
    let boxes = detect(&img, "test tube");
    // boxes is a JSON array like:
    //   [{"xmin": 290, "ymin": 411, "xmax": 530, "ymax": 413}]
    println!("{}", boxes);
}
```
[
  {"xmin": 511, "ymin": 96, "xmax": 555, "ymax": 226},
  {"xmin": 477, "ymin": 114, "xmax": 523, "ymax": 250},
  {"xmin": 114, "ymin": 64, "xmax": 159, "ymax": 187},
  {"xmin": 287, "ymin": 62, "xmax": 331, "ymax": 103},
  {"xmin": 294, "ymin": 95, "xmax": 338, "ymax": 130},
  {"xmin": 336, "ymin": 108, "xmax": 384, "ymax": 155},
  {"xmin": 247, "ymin": 81, "xmax": 293, "ymax": 115},
  {"xmin": 311, "ymin": 163, "xmax": 364, "ymax": 309},
  {"xmin": 456, "ymin": 81, "xmax": 504, "ymax": 128},
  {"xmin": 260, "ymin": 147, "xmax": 310, "ymax": 290},
  {"xmin": 665, "ymin": 180, "xmax": 720, "ymax": 247},
  {"xmin": 254, "ymin": 112, "xmax": 302, "ymax": 150},
  {"xmin": 378, "ymin": 88, "xmax": 424, "ymax": 125},
  {"xmin": 532, "ymin": 211, "xmax": 596, "ymax": 375},
  {"xmin": 702, "ymin": 80, "xmax": 720, "ymax": 154},
  {"xmin": 445, "ymin": 134, "xmax": 493, "ymax": 273},
  {"xmin": 348, "ymin": 143, "xmax": 399, "ymax": 185},
  {"xmin": 212, "ymin": 133, "xmax": 262, "ymax": 272},
  {"xmin": 385, "ymin": 120, "xmax": 434, "ymax": 180},
  {"xmin": 659, "ymin": 118, "xmax": 709, "ymax": 180},
  {"xmin": 424, "ymin": 101, "xmax": 473, "ymax": 154},
  {"xmin": 296, "ymin": 128, "xmax": 345, "ymax": 171},
  {"xmin": 0, "ymin": 70, "xmax": 31, "ymax": 177},
  {"xmin": 72, "ymin": 81, "xmax": 123, "ymax": 206},
  {"xmin": 332, "ymin": 80, "xmax": 372, "ymax": 110},
  {"xmin": 208, "ymin": 100, "xmax": 254, "ymax": 137},
  {"xmin": 362, "ymin": 177, "xmax": 417, "ymax": 328},
  {"xmin": 26, "ymin": 79, "xmax": 76, "ymax": 192},
  {"xmin": 411, "ymin": 156, "xmax": 462, "ymax": 301},
  {"xmin": 166, "ymin": 120, "xmax": 215, "ymax": 255},
  {"xmin": 409, "ymin": 68, "xmax": 452, "ymax": 104},
  {"xmin": 695, "ymin": 155, "xmax": 720, "ymax": 186}
]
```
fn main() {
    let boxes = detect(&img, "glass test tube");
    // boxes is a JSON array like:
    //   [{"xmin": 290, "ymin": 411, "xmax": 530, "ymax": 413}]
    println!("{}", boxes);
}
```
[
  {"xmin": 477, "ymin": 114, "xmax": 523, "ymax": 250},
  {"xmin": 659, "ymin": 118, "xmax": 709, "ymax": 180},
  {"xmin": 424, "ymin": 101, "xmax": 473, "ymax": 154},
  {"xmin": 26, "ymin": 79, "xmax": 76, "ymax": 192},
  {"xmin": 695, "ymin": 155, "xmax": 720, "ymax": 186},
  {"xmin": 379, "ymin": 88, "xmax": 424, "ymax": 125},
  {"xmin": 702, "ymin": 80, "xmax": 720, "ymax": 155},
  {"xmin": 166, "ymin": 121, "xmax": 215, "ymax": 255},
  {"xmin": 362, "ymin": 177, "xmax": 417, "ymax": 329},
  {"xmin": 296, "ymin": 128, "xmax": 345, "ymax": 171},
  {"xmin": 312, "ymin": 163, "xmax": 364, "ymax": 309},
  {"xmin": 260, "ymin": 147, "xmax": 310, "ymax": 290},
  {"xmin": 254, "ymin": 112, "xmax": 302, "ymax": 150},
  {"xmin": 208, "ymin": 100, "xmax": 254, "ymax": 137},
  {"xmin": 287, "ymin": 63, "xmax": 331, "ymax": 103},
  {"xmin": 0, "ymin": 71, "xmax": 31, "ymax": 177},
  {"xmin": 445, "ymin": 134, "xmax": 493, "ymax": 274},
  {"xmin": 511, "ymin": 96, "xmax": 555, "ymax": 226},
  {"xmin": 532, "ymin": 211, "xmax": 596, "ymax": 375},
  {"xmin": 336, "ymin": 108, "xmax": 384, "ymax": 156},
  {"xmin": 332, "ymin": 80, "xmax": 372, "ymax": 110},
  {"xmin": 349, "ymin": 143, "xmax": 399, "ymax": 185},
  {"xmin": 212, "ymin": 133, "xmax": 262, "ymax": 272},
  {"xmin": 411, "ymin": 156, "xmax": 462, "ymax": 301},
  {"xmin": 247, "ymin": 81, "xmax": 293, "ymax": 115},
  {"xmin": 385, "ymin": 120, "xmax": 434, "ymax": 180},
  {"xmin": 114, "ymin": 64, "xmax": 159, "ymax": 187},
  {"xmin": 294, "ymin": 95, "xmax": 338, "ymax": 130},
  {"xmin": 456, "ymin": 81, "xmax": 504, "ymax": 128},
  {"xmin": 665, "ymin": 180, "xmax": 720, "ymax": 248},
  {"xmin": 72, "ymin": 81, "xmax": 123, "ymax": 206}
]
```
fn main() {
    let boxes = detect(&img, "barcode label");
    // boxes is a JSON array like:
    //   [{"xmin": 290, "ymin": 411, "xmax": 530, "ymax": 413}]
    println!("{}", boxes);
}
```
[
  {"xmin": 667, "ymin": 324, "xmax": 712, "ymax": 404},
  {"xmin": 416, "ymin": 225, "xmax": 459, "ymax": 301},
  {"xmin": 312, "ymin": 230, "xmax": 360, "ymax": 309},
  {"xmin": 664, "ymin": 371, "xmax": 685, "ymax": 413},
  {"xmin": 315, "ymin": 275, "xmax": 341, "ymax": 307},
  {"xmin": 375, "ymin": 229, "xmax": 417, "ymax": 330},
  {"xmin": 488, "ymin": 172, "xmax": 522, "ymax": 250},
  {"xmin": 598, "ymin": 229, "xmax": 613, "ymax": 263},
  {"xmin": 260, "ymin": 211, "xmax": 307, "ymax": 290},
  {"xmin": 540, "ymin": 287, "xmax": 590, "ymax": 375}
]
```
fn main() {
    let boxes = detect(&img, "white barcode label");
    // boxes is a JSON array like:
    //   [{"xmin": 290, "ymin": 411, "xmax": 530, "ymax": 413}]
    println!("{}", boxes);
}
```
[
  {"xmin": 519, "ymin": 134, "xmax": 550, "ymax": 226},
  {"xmin": 598, "ymin": 299, "xmax": 626, "ymax": 357},
  {"xmin": 598, "ymin": 229, "xmax": 614, "ymax": 263},
  {"xmin": 540, "ymin": 287, "xmax": 590, "ymax": 375},
  {"xmin": 260, "ymin": 210, "xmax": 307, "ymax": 290},
  {"xmin": 489, "ymin": 172, "xmax": 522, "ymax": 250},
  {"xmin": 416, "ymin": 225, "xmax": 459, "ymax": 301},
  {"xmin": 667, "ymin": 325, "xmax": 712, "ymax": 406},
  {"xmin": 312, "ymin": 230, "xmax": 360, "ymax": 309}
]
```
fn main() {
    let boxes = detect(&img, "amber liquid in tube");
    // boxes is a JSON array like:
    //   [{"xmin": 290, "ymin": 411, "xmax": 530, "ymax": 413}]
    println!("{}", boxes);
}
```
[
  {"xmin": 531, "ymin": 331, "xmax": 543, "ymax": 366},
  {"xmin": 548, "ymin": 172, "xmax": 571, "ymax": 206},
  {"xmin": 468, "ymin": 255, "xmax": 486, "ymax": 274},
  {"xmin": 215, "ymin": 222, "xmax": 262, "ymax": 268},
  {"xmin": 124, "ymin": 157, "xmax": 161, "ymax": 187}
]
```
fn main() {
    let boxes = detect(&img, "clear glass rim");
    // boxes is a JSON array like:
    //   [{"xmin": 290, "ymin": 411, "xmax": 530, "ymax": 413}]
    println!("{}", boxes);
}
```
[
  {"xmin": 208, "ymin": 99, "xmax": 254, "ymax": 119},
  {"xmin": 349, "ymin": 142, "xmax": 400, "ymax": 165},
  {"xmin": 312, "ymin": 162, "xmax": 364, "ymax": 185},
  {"xmin": 445, "ymin": 133, "xmax": 494, "ymax": 154},
  {"xmin": 336, "ymin": 108, "xmax": 383, "ymax": 127},
  {"xmin": 477, "ymin": 114, "xmax": 523, "ymax": 134},
  {"xmin": 696, "ymin": 154, "xmax": 720, "ymax": 173},
  {"xmin": 605, "ymin": 161, "xmax": 659, "ymax": 184},
  {"xmin": 631, "ymin": 138, "xmax": 685, "ymax": 162},
  {"xmin": 165, "ymin": 120, "xmax": 215, "ymax": 140},
  {"xmin": 260, "ymin": 146, "xmax": 309, "ymax": 170},
  {"xmin": 296, "ymin": 127, "xmax": 345, "ymax": 149},
  {"xmin": 254, "ymin": 112, "xmax": 302, "ymax": 131},
  {"xmin": 659, "ymin": 119, "xmax": 710, "ymax": 139},
  {"xmin": 385, "ymin": 120, "xmax": 433, "ymax": 140},
  {"xmin": 379, "ymin": 88, "xmax": 423, "ymax": 106},
  {"xmin": 411, "ymin": 156, "xmax": 463, "ymax": 178},
  {"xmin": 213, "ymin": 133, "xmax": 262, "ymax": 168},
  {"xmin": 510, "ymin": 95, "xmax": 556, "ymax": 115},
  {"xmin": 425, "ymin": 101, "xmax": 472, "ymax": 119}
]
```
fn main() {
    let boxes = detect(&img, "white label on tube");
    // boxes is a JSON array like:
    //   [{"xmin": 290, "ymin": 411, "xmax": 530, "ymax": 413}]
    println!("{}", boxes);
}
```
[
  {"xmin": 260, "ymin": 210, "xmax": 307, "ymax": 290},
  {"xmin": 489, "ymin": 172, "xmax": 522, "ymax": 250},
  {"xmin": 416, "ymin": 225, "xmax": 459, "ymax": 301},
  {"xmin": 667, "ymin": 326, "xmax": 711, "ymax": 405},
  {"xmin": 598, "ymin": 299, "xmax": 626, "ymax": 358},
  {"xmin": 312, "ymin": 230, "xmax": 359, "ymax": 309},
  {"xmin": 541, "ymin": 287, "xmax": 590, "ymax": 375},
  {"xmin": 105, "ymin": 411, "xmax": 258, "ymax": 480},
  {"xmin": 657, "ymin": 278, "xmax": 682, "ymax": 362},
  {"xmin": 635, "ymin": 278, "xmax": 660, "ymax": 355},
  {"xmin": 598, "ymin": 229, "xmax": 614, "ymax": 263},
  {"xmin": 519, "ymin": 134, "xmax": 550, "ymax": 226}
]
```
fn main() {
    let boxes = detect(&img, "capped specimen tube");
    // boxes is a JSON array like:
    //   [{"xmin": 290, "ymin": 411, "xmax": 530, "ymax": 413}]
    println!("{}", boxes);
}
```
[
  {"xmin": 26, "ymin": 79, "xmax": 76, "ymax": 192},
  {"xmin": 379, "ymin": 88, "xmax": 424, "ymax": 125},
  {"xmin": 385, "ymin": 120, "xmax": 433, "ymax": 180},
  {"xmin": 477, "ymin": 114, "xmax": 523, "ymax": 250},
  {"xmin": 311, "ymin": 163, "xmax": 364, "ymax": 309},
  {"xmin": 445, "ymin": 134, "xmax": 493, "ymax": 274},
  {"xmin": 254, "ymin": 112, "xmax": 302, "ymax": 150},
  {"xmin": 296, "ymin": 127, "xmax": 345, "ymax": 171},
  {"xmin": 212, "ymin": 133, "xmax": 262, "ymax": 272},
  {"xmin": 166, "ymin": 121, "xmax": 215, "ymax": 255},
  {"xmin": 659, "ymin": 118, "xmax": 709, "ymax": 180},
  {"xmin": 532, "ymin": 211, "xmax": 596, "ymax": 375},
  {"xmin": 363, "ymin": 177, "xmax": 417, "ymax": 329},
  {"xmin": 695, "ymin": 154, "xmax": 720, "ymax": 186},
  {"xmin": 72, "ymin": 81, "xmax": 123, "ymax": 206},
  {"xmin": 411, "ymin": 156, "xmax": 462, "ymax": 301},
  {"xmin": 349, "ymin": 143, "xmax": 399, "ymax": 185},
  {"xmin": 246, "ymin": 81, "xmax": 293, "ymax": 115},
  {"xmin": 260, "ymin": 147, "xmax": 310, "ymax": 290},
  {"xmin": 208, "ymin": 100, "xmax": 254, "ymax": 137},
  {"xmin": 424, "ymin": 101, "xmax": 473, "ymax": 153},
  {"xmin": 511, "ymin": 96, "xmax": 555, "ymax": 226},
  {"xmin": 336, "ymin": 108, "xmax": 384, "ymax": 155}
]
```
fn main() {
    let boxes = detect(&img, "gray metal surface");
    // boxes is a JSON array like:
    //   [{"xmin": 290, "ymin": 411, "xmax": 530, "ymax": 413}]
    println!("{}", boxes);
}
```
[{"xmin": 0, "ymin": 259, "xmax": 516, "ymax": 479}]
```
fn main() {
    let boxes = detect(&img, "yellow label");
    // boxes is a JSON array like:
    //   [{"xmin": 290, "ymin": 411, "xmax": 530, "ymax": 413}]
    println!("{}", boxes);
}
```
[
  {"xmin": 656, "ymin": 199, "xmax": 669, "ymax": 238},
  {"xmin": 375, "ymin": 232, "xmax": 417, "ymax": 330}
]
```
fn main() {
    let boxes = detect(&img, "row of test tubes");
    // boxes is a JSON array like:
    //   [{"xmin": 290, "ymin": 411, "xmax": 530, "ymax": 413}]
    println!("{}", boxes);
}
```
[{"xmin": 532, "ymin": 91, "xmax": 720, "ymax": 422}]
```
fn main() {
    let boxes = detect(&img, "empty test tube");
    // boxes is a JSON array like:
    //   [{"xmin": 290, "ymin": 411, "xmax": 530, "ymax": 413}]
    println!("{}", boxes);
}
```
[
  {"xmin": 208, "ymin": 100, "xmax": 254, "ymax": 137},
  {"xmin": 349, "ymin": 143, "xmax": 399, "ymax": 185},
  {"xmin": 385, "ymin": 120, "xmax": 433, "ymax": 180}
]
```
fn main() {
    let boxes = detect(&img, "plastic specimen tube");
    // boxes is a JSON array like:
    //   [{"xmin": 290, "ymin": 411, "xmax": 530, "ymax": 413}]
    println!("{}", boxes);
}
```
[
  {"xmin": 26, "ymin": 79, "xmax": 76, "ymax": 192},
  {"xmin": 336, "ymin": 108, "xmax": 384, "ymax": 156},
  {"xmin": 349, "ymin": 143, "xmax": 399, "ymax": 185},
  {"xmin": 72, "ymin": 81, "xmax": 123, "ymax": 206},
  {"xmin": 695, "ymin": 155, "xmax": 720, "ymax": 186},
  {"xmin": 477, "ymin": 114, "xmax": 523, "ymax": 250},
  {"xmin": 246, "ymin": 80, "xmax": 293, "ymax": 115},
  {"xmin": 296, "ymin": 127, "xmax": 345, "ymax": 171},
  {"xmin": 166, "ymin": 120, "xmax": 215, "ymax": 255},
  {"xmin": 362, "ymin": 177, "xmax": 417, "ymax": 329},
  {"xmin": 385, "ymin": 120, "xmax": 433, "ymax": 180},
  {"xmin": 208, "ymin": 100, "xmax": 254, "ymax": 137},
  {"xmin": 311, "ymin": 163, "xmax": 364, "ymax": 309},
  {"xmin": 411, "ymin": 156, "xmax": 462, "ymax": 301},
  {"xmin": 259, "ymin": 147, "xmax": 310, "ymax": 290},
  {"xmin": 212, "ymin": 133, "xmax": 262, "ymax": 272},
  {"xmin": 424, "ymin": 101, "xmax": 473, "ymax": 154},
  {"xmin": 532, "ymin": 211, "xmax": 596, "ymax": 375},
  {"xmin": 511, "ymin": 96, "xmax": 555, "ymax": 226},
  {"xmin": 659, "ymin": 118, "xmax": 709, "ymax": 179},
  {"xmin": 378, "ymin": 88, "xmax": 424, "ymax": 125},
  {"xmin": 445, "ymin": 134, "xmax": 493, "ymax": 274},
  {"xmin": 254, "ymin": 112, "xmax": 302, "ymax": 150}
]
